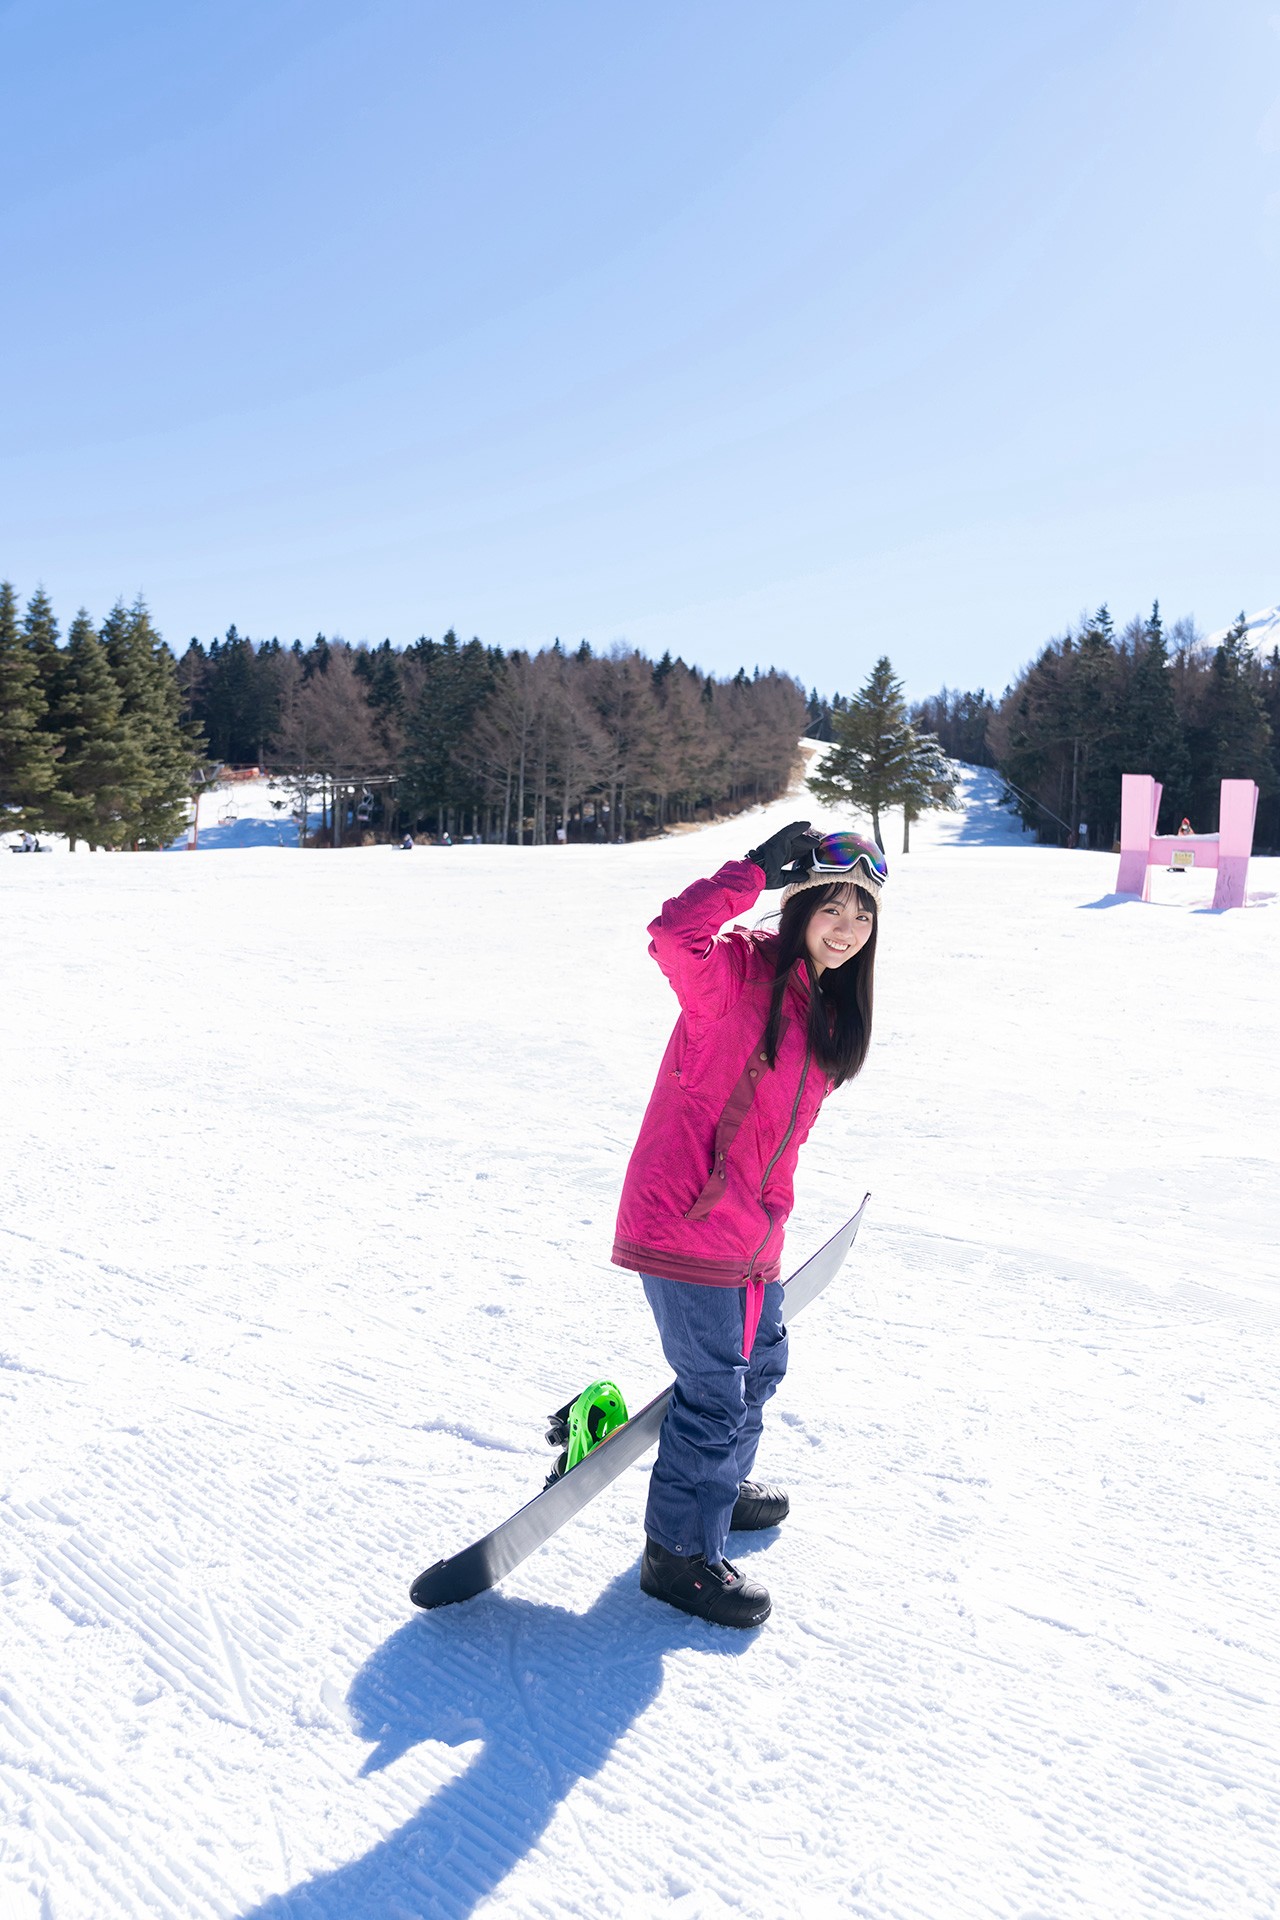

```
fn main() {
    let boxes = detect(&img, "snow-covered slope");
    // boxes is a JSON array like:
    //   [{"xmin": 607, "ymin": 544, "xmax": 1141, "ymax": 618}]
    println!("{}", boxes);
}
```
[
  {"xmin": 180, "ymin": 777, "xmax": 302, "ymax": 850},
  {"xmin": 1, "ymin": 766, "xmax": 1277, "ymax": 1920},
  {"xmin": 4, "ymin": 778, "xmax": 301, "ymax": 857}
]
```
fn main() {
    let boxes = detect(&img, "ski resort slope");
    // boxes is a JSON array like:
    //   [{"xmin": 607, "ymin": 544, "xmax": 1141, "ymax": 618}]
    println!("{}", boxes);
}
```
[{"xmin": 1, "ymin": 765, "xmax": 1278, "ymax": 1920}]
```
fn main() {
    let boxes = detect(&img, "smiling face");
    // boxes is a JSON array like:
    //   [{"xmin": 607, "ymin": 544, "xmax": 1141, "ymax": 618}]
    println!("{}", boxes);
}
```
[{"xmin": 803, "ymin": 883, "xmax": 876, "ymax": 975}]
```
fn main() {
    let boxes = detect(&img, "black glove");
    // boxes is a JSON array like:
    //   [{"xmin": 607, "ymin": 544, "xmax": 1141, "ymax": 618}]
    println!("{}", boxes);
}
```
[{"xmin": 746, "ymin": 819, "xmax": 818, "ymax": 889}]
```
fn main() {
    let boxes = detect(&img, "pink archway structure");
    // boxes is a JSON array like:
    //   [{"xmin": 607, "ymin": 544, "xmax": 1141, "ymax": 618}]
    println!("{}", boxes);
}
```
[{"xmin": 1116, "ymin": 774, "xmax": 1258, "ymax": 909}]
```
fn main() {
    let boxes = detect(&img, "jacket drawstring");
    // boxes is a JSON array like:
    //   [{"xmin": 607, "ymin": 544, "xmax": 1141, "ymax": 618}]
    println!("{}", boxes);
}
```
[{"xmin": 743, "ymin": 1277, "xmax": 764, "ymax": 1358}]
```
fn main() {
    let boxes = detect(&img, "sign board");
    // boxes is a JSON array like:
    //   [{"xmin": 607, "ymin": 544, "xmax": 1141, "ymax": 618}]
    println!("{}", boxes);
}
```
[{"xmin": 1171, "ymin": 848, "xmax": 1195, "ymax": 869}]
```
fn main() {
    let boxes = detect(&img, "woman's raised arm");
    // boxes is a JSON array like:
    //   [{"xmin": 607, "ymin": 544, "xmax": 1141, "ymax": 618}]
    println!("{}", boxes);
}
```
[
  {"xmin": 646, "ymin": 823, "xmax": 816, "ymax": 1020},
  {"xmin": 646, "ymin": 859, "xmax": 766, "ymax": 1021}
]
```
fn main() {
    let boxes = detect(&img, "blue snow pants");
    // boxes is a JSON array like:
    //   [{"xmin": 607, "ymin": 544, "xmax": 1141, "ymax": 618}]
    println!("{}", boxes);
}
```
[{"xmin": 641, "ymin": 1274, "xmax": 789, "ymax": 1566}]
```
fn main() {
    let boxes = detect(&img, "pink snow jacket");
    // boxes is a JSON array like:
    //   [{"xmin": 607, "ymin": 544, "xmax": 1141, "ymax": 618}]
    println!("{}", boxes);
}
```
[{"xmin": 612, "ymin": 860, "xmax": 833, "ymax": 1288}]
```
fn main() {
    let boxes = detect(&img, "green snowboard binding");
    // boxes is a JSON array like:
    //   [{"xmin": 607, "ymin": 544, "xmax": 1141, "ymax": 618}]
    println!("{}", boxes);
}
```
[{"xmin": 544, "ymin": 1380, "xmax": 629, "ymax": 1488}]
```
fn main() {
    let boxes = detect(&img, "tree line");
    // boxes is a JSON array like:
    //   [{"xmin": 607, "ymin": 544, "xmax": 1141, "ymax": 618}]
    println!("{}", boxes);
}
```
[
  {"xmin": 808, "ymin": 604, "xmax": 1280, "ymax": 853},
  {"xmin": 179, "ymin": 627, "xmax": 806, "ymax": 844},
  {"xmin": 0, "ymin": 580, "xmax": 809, "ymax": 847},
  {"xmin": 0, "ymin": 584, "xmax": 200, "ymax": 848}
]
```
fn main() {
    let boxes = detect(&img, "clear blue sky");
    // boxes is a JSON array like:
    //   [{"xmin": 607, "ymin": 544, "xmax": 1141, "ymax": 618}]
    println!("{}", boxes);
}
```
[{"xmin": 2, "ymin": 0, "xmax": 1277, "ymax": 697}]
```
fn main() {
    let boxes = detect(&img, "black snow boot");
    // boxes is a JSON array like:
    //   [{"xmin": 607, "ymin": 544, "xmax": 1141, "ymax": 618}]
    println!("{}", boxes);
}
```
[
  {"xmin": 640, "ymin": 1538, "xmax": 771, "ymax": 1628},
  {"xmin": 730, "ymin": 1481, "xmax": 790, "ymax": 1531}
]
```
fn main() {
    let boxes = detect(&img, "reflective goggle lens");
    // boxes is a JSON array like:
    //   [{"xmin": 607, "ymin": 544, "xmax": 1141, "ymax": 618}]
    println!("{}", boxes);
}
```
[{"xmin": 809, "ymin": 832, "xmax": 888, "ymax": 881}]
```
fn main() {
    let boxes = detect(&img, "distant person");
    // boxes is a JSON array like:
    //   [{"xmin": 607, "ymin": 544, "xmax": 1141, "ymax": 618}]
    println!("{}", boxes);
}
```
[
  {"xmin": 612, "ymin": 820, "xmax": 884, "ymax": 1628},
  {"xmin": 1168, "ymin": 816, "xmax": 1195, "ymax": 874},
  {"xmin": 441, "ymin": 832, "xmax": 452, "ymax": 847},
  {"xmin": 401, "ymin": 833, "xmax": 414, "ymax": 850},
  {"xmin": 20, "ymin": 830, "xmax": 36, "ymax": 852}
]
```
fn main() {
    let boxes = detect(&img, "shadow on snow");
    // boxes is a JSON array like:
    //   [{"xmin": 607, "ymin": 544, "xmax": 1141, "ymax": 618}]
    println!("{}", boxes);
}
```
[
  {"xmin": 169, "ymin": 819, "xmax": 298, "ymax": 851},
  {"xmin": 1077, "ymin": 893, "xmax": 1269, "ymax": 913},
  {"xmin": 239, "ymin": 1563, "xmax": 756, "ymax": 1920},
  {"xmin": 926, "ymin": 767, "xmax": 1029, "ymax": 847}
]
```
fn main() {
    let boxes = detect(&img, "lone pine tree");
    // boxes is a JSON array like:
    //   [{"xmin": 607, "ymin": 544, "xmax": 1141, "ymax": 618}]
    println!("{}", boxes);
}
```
[{"xmin": 808, "ymin": 655, "xmax": 954, "ymax": 848}]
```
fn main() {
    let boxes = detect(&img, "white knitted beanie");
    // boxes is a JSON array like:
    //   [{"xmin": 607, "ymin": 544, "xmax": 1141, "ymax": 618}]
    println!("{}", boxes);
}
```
[{"xmin": 781, "ymin": 865, "xmax": 884, "ymax": 910}]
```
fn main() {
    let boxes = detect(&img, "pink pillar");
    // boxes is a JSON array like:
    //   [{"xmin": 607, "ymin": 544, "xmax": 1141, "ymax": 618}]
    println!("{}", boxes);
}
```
[
  {"xmin": 1211, "ymin": 780, "xmax": 1258, "ymax": 910},
  {"xmin": 1116, "ymin": 774, "xmax": 1162, "ymax": 899}
]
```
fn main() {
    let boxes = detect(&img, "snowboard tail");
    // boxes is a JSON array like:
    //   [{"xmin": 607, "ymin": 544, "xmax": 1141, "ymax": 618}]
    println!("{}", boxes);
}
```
[{"xmin": 409, "ymin": 1197, "xmax": 868, "ymax": 1610}]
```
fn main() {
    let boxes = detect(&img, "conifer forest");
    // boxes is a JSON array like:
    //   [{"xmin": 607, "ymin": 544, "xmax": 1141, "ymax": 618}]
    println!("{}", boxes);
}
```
[
  {"xmin": 2, "ymin": 582, "xmax": 1276, "ymax": 852},
  {"xmin": 0, "ymin": 583, "xmax": 806, "ymax": 847},
  {"xmin": 812, "ymin": 603, "xmax": 1280, "ymax": 853}
]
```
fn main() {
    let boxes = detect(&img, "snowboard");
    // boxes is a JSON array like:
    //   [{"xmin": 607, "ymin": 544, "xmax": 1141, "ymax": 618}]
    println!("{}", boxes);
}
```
[{"xmin": 409, "ymin": 1196, "xmax": 869, "ymax": 1609}]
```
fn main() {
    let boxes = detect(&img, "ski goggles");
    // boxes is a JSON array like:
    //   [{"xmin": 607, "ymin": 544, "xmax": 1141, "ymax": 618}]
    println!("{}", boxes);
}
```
[{"xmin": 807, "ymin": 831, "xmax": 888, "ymax": 884}]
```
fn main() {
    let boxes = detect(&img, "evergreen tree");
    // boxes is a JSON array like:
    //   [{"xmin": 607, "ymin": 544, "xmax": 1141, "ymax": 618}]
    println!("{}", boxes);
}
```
[
  {"xmin": 50, "ymin": 612, "xmax": 147, "ymax": 849},
  {"xmin": 804, "ymin": 687, "xmax": 835, "ymax": 742},
  {"xmin": 1122, "ymin": 602, "xmax": 1190, "ymax": 829},
  {"xmin": 253, "ymin": 638, "xmax": 287, "ymax": 760},
  {"xmin": 0, "ymin": 581, "xmax": 59, "ymax": 822},
  {"xmin": 176, "ymin": 638, "xmax": 208, "ymax": 729},
  {"xmin": 22, "ymin": 587, "xmax": 71, "ymax": 806},
  {"xmin": 22, "ymin": 586, "xmax": 64, "ymax": 714},
  {"xmin": 806, "ymin": 656, "xmax": 915, "ymax": 845},
  {"xmin": 1197, "ymin": 614, "xmax": 1273, "ymax": 818},
  {"xmin": 1071, "ymin": 615, "xmax": 1124, "ymax": 846},
  {"xmin": 302, "ymin": 634, "xmax": 331, "ymax": 680},
  {"xmin": 360, "ymin": 639, "xmax": 408, "ymax": 758},
  {"xmin": 1257, "ymin": 646, "xmax": 1280, "ymax": 849},
  {"xmin": 101, "ymin": 596, "xmax": 205, "ymax": 846},
  {"xmin": 401, "ymin": 630, "xmax": 497, "ymax": 829},
  {"xmin": 909, "ymin": 686, "xmax": 996, "ymax": 766},
  {"xmin": 200, "ymin": 626, "xmax": 263, "ymax": 763}
]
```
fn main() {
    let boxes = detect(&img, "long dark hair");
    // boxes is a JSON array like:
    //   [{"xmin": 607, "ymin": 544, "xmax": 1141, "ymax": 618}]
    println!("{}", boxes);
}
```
[{"xmin": 762, "ymin": 881, "xmax": 877, "ymax": 1087}]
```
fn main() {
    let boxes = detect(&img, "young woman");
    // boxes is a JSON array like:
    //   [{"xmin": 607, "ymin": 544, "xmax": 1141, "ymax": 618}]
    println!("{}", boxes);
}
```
[{"xmin": 612, "ymin": 819, "xmax": 885, "ymax": 1627}]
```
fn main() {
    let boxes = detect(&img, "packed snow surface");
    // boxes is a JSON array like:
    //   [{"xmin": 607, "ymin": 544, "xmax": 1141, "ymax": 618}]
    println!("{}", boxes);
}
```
[{"xmin": 2, "ymin": 766, "xmax": 1278, "ymax": 1920}]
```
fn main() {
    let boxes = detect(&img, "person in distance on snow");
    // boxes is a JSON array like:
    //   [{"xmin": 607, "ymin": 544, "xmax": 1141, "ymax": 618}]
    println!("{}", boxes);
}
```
[{"xmin": 612, "ymin": 820, "xmax": 884, "ymax": 1627}]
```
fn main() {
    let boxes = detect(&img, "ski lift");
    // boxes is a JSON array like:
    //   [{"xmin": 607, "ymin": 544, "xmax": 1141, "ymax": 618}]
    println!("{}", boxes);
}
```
[
  {"xmin": 218, "ymin": 805, "xmax": 238, "ymax": 827},
  {"xmin": 356, "ymin": 788, "xmax": 374, "ymax": 824}
]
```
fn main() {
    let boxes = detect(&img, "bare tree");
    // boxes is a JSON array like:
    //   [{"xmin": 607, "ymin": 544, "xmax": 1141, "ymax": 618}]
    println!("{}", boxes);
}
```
[
  {"xmin": 590, "ymin": 649, "xmax": 661, "ymax": 840},
  {"xmin": 547, "ymin": 651, "xmax": 610, "ymax": 840},
  {"xmin": 462, "ymin": 652, "xmax": 545, "ymax": 843},
  {"xmin": 270, "ymin": 647, "xmax": 385, "ymax": 845}
]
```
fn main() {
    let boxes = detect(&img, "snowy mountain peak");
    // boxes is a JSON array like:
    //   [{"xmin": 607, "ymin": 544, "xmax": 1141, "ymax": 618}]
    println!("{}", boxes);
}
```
[{"xmin": 1204, "ymin": 604, "xmax": 1280, "ymax": 652}]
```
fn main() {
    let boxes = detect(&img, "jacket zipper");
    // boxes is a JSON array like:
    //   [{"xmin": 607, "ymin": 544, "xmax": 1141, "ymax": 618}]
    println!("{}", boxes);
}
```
[{"xmin": 744, "ymin": 1038, "xmax": 812, "ymax": 1281}]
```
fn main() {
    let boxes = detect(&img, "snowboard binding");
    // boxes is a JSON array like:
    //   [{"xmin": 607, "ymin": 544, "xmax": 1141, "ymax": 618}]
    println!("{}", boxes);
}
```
[{"xmin": 544, "ymin": 1379, "xmax": 628, "ymax": 1489}]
